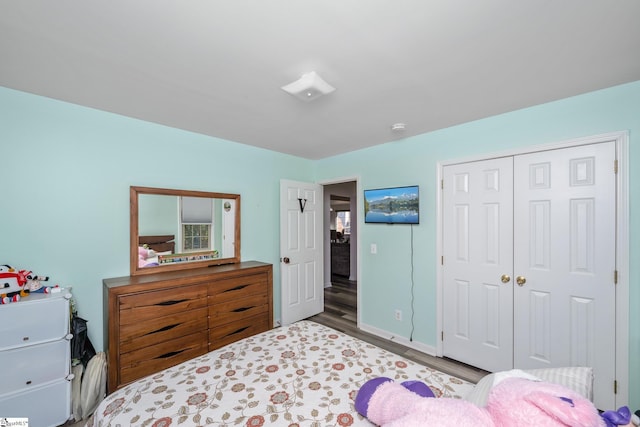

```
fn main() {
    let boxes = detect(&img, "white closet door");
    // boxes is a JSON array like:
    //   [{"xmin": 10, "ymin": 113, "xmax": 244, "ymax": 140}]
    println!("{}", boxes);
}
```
[
  {"xmin": 442, "ymin": 157, "xmax": 514, "ymax": 372},
  {"xmin": 513, "ymin": 141, "xmax": 616, "ymax": 409}
]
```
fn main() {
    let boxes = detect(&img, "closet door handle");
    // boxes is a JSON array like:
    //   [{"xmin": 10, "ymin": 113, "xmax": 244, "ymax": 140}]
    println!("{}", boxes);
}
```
[
  {"xmin": 501, "ymin": 274, "xmax": 511, "ymax": 283},
  {"xmin": 516, "ymin": 276, "xmax": 527, "ymax": 286}
]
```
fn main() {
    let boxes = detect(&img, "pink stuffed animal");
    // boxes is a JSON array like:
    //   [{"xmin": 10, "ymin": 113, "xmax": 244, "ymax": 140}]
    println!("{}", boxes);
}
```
[
  {"xmin": 138, "ymin": 246, "xmax": 158, "ymax": 268},
  {"xmin": 355, "ymin": 376, "xmax": 609, "ymax": 427}
]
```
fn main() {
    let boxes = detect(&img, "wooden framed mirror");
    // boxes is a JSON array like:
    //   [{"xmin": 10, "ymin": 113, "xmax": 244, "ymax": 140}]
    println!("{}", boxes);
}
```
[{"xmin": 130, "ymin": 186, "xmax": 240, "ymax": 276}]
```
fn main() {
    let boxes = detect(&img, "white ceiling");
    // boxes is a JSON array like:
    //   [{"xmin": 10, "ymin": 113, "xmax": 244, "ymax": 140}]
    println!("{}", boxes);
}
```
[{"xmin": 1, "ymin": 1, "xmax": 639, "ymax": 159}]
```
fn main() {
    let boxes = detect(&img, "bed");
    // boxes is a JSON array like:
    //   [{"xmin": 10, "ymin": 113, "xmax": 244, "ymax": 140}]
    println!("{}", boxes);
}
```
[
  {"xmin": 138, "ymin": 235, "xmax": 175, "ymax": 267},
  {"xmin": 86, "ymin": 320, "xmax": 474, "ymax": 426},
  {"xmin": 138, "ymin": 235, "xmax": 176, "ymax": 254}
]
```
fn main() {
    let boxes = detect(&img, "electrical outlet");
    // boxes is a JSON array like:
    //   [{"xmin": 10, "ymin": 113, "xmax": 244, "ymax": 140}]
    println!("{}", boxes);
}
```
[
  {"xmin": 370, "ymin": 243, "xmax": 377, "ymax": 254},
  {"xmin": 395, "ymin": 309, "xmax": 402, "ymax": 321}
]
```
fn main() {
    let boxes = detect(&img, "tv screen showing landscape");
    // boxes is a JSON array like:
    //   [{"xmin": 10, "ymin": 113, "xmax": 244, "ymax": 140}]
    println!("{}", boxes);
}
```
[{"xmin": 364, "ymin": 185, "xmax": 419, "ymax": 224}]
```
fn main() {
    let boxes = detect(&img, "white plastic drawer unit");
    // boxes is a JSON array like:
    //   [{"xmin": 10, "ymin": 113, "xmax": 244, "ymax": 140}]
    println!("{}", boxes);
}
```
[
  {"xmin": 0, "ymin": 289, "xmax": 73, "ymax": 427},
  {"xmin": 0, "ymin": 379, "xmax": 72, "ymax": 426},
  {"xmin": 0, "ymin": 339, "xmax": 71, "ymax": 394},
  {"xmin": 0, "ymin": 291, "xmax": 71, "ymax": 351}
]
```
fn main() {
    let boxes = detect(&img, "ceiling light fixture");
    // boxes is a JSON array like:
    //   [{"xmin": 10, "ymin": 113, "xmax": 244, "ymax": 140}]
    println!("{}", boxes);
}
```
[
  {"xmin": 281, "ymin": 71, "xmax": 335, "ymax": 102},
  {"xmin": 391, "ymin": 123, "xmax": 406, "ymax": 131}
]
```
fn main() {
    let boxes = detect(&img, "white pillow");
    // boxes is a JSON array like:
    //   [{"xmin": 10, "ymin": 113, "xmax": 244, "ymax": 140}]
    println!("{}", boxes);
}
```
[
  {"xmin": 464, "ymin": 373, "xmax": 497, "ymax": 406},
  {"xmin": 464, "ymin": 366, "xmax": 594, "ymax": 406}
]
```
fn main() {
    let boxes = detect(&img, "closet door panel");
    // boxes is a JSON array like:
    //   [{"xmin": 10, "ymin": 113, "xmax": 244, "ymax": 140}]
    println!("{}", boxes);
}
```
[
  {"xmin": 442, "ymin": 157, "xmax": 514, "ymax": 373},
  {"xmin": 513, "ymin": 141, "xmax": 616, "ymax": 409}
]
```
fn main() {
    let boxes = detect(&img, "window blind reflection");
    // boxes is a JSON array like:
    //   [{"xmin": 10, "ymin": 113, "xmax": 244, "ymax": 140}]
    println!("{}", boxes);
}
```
[{"xmin": 181, "ymin": 196, "xmax": 213, "ymax": 223}]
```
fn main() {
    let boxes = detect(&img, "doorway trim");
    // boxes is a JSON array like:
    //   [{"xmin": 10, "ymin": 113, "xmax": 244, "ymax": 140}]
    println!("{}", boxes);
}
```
[
  {"xmin": 320, "ymin": 175, "xmax": 361, "ymax": 329},
  {"xmin": 435, "ymin": 131, "xmax": 629, "ymax": 405}
]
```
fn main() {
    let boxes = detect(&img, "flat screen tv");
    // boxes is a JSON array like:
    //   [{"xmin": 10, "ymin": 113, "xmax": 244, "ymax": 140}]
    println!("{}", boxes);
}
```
[{"xmin": 364, "ymin": 185, "xmax": 419, "ymax": 224}]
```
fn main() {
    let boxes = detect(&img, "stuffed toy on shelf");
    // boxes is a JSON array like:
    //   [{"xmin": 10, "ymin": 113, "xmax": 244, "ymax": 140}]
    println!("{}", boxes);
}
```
[
  {"xmin": 0, "ymin": 264, "xmax": 29, "ymax": 304},
  {"xmin": 0, "ymin": 265, "xmax": 55, "ymax": 303},
  {"xmin": 355, "ymin": 374, "xmax": 631, "ymax": 427},
  {"xmin": 23, "ymin": 271, "xmax": 55, "ymax": 294}
]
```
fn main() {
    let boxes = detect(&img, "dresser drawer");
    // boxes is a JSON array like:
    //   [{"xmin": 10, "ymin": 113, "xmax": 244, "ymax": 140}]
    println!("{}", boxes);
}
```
[
  {"xmin": 0, "ymin": 378, "xmax": 71, "ymax": 427},
  {"xmin": 208, "ymin": 273, "xmax": 267, "ymax": 304},
  {"xmin": 119, "ymin": 331, "xmax": 208, "ymax": 386},
  {"xmin": 209, "ymin": 314, "xmax": 269, "ymax": 350},
  {"xmin": 119, "ymin": 284, "xmax": 207, "ymax": 325},
  {"xmin": 120, "ymin": 307, "xmax": 208, "ymax": 353},
  {"xmin": 0, "ymin": 294, "xmax": 70, "ymax": 351},
  {"xmin": 0, "ymin": 339, "xmax": 70, "ymax": 396},
  {"xmin": 209, "ymin": 293, "xmax": 268, "ymax": 328}
]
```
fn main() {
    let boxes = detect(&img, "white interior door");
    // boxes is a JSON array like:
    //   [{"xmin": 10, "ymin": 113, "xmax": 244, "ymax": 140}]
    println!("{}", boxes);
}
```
[
  {"xmin": 280, "ymin": 179, "xmax": 324, "ymax": 325},
  {"xmin": 513, "ymin": 141, "xmax": 616, "ymax": 409},
  {"xmin": 442, "ymin": 157, "xmax": 514, "ymax": 372}
]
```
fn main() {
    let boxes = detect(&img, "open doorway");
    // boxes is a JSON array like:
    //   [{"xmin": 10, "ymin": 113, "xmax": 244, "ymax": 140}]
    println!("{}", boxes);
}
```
[
  {"xmin": 322, "ymin": 181, "xmax": 358, "ymax": 323},
  {"xmin": 330, "ymin": 195, "xmax": 351, "ymax": 277}
]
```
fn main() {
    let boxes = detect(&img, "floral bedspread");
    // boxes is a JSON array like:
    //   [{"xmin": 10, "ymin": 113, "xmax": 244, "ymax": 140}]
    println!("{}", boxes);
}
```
[{"xmin": 86, "ymin": 320, "xmax": 474, "ymax": 427}]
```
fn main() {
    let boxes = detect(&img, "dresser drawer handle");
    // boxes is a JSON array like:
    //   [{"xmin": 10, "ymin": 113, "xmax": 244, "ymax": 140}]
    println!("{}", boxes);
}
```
[
  {"xmin": 226, "ymin": 326, "xmax": 249, "ymax": 337},
  {"xmin": 223, "ymin": 285, "xmax": 247, "ymax": 293},
  {"xmin": 157, "ymin": 349, "xmax": 185, "ymax": 359},
  {"xmin": 232, "ymin": 306, "xmax": 255, "ymax": 313},
  {"xmin": 149, "ymin": 324, "xmax": 179, "ymax": 335},
  {"xmin": 156, "ymin": 299, "xmax": 188, "ymax": 306}
]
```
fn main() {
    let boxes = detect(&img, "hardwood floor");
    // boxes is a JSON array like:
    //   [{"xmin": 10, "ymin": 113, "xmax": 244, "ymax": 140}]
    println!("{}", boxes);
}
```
[{"xmin": 308, "ymin": 275, "xmax": 489, "ymax": 384}]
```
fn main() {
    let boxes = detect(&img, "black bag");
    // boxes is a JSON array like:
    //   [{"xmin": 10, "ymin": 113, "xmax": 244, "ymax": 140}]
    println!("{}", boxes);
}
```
[{"xmin": 71, "ymin": 315, "xmax": 96, "ymax": 367}]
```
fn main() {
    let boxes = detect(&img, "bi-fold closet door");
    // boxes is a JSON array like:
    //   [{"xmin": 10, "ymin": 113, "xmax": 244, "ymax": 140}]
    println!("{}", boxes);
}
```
[{"xmin": 442, "ymin": 141, "xmax": 616, "ymax": 409}]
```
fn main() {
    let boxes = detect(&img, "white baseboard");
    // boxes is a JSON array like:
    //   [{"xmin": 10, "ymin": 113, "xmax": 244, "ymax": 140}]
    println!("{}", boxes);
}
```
[{"xmin": 359, "ymin": 322, "xmax": 437, "ymax": 356}]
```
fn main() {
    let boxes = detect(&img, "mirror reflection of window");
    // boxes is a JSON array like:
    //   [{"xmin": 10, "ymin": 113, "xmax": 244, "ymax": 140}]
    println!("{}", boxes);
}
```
[{"xmin": 181, "ymin": 197, "xmax": 213, "ymax": 252}]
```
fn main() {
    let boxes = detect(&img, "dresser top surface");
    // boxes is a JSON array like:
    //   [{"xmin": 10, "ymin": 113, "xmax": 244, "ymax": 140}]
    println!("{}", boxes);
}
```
[{"xmin": 103, "ymin": 261, "xmax": 272, "ymax": 289}]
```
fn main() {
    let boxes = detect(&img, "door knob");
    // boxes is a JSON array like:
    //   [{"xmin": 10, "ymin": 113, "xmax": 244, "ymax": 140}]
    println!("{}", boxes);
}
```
[
  {"xmin": 516, "ymin": 276, "xmax": 526, "ymax": 286},
  {"xmin": 501, "ymin": 274, "xmax": 511, "ymax": 283},
  {"xmin": 282, "ymin": 257, "xmax": 290, "ymax": 264}
]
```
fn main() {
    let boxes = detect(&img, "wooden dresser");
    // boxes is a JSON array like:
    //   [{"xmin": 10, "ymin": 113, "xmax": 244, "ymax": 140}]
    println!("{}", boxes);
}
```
[{"xmin": 104, "ymin": 261, "xmax": 272, "ymax": 393}]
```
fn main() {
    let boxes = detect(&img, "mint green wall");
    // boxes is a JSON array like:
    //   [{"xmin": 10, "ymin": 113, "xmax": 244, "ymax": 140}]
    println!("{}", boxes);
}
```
[
  {"xmin": 138, "ymin": 194, "xmax": 179, "ymax": 237},
  {"xmin": 316, "ymin": 80, "xmax": 640, "ymax": 408},
  {"xmin": 0, "ymin": 86, "xmax": 313, "ymax": 353}
]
